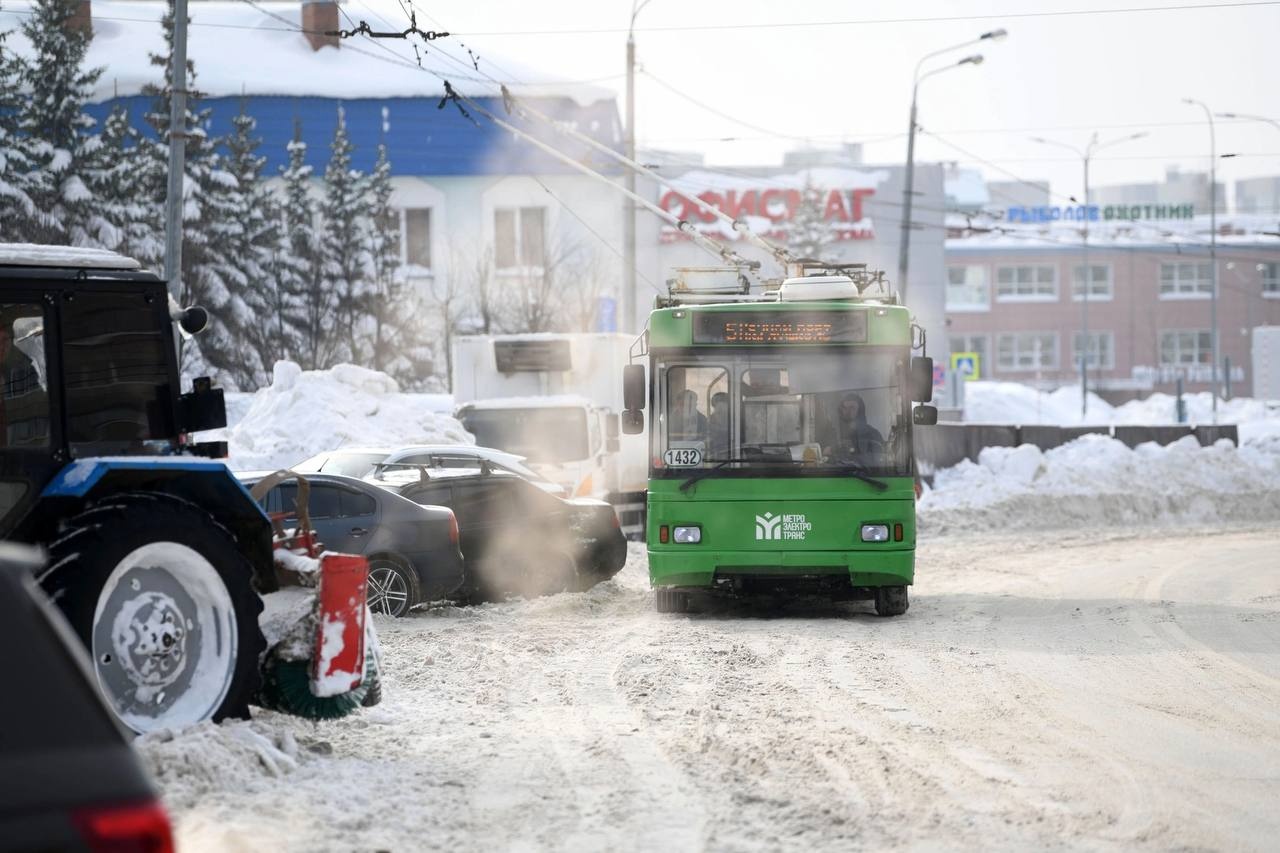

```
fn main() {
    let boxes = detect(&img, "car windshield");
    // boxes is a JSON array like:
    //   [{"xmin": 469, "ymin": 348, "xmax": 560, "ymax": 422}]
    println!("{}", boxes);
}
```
[
  {"xmin": 458, "ymin": 407, "xmax": 589, "ymax": 464},
  {"xmin": 655, "ymin": 347, "xmax": 911, "ymax": 477}
]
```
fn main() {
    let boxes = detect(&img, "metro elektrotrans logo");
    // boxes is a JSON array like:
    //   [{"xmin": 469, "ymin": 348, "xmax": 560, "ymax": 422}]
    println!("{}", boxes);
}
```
[{"xmin": 755, "ymin": 512, "xmax": 783, "ymax": 540}]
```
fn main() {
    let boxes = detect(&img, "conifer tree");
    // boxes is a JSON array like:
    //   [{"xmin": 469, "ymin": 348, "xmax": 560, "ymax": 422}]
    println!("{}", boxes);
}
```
[
  {"xmin": 279, "ymin": 124, "xmax": 332, "ymax": 370},
  {"xmin": 362, "ymin": 141, "xmax": 431, "ymax": 382},
  {"xmin": 79, "ymin": 105, "xmax": 164, "ymax": 262},
  {"xmin": 224, "ymin": 105, "xmax": 286, "ymax": 387},
  {"xmin": 787, "ymin": 176, "xmax": 834, "ymax": 260},
  {"xmin": 0, "ymin": 2, "xmax": 37, "ymax": 234},
  {"xmin": 318, "ymin": 107, "xmax": 370, "ymax": 364},
  {"xmin": 15, "ymin": 0, "xmax": 103, "ymax": 244}
]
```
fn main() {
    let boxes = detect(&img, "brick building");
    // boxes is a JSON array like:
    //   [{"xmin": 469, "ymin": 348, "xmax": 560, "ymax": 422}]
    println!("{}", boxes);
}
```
[{"xmin": 944, "ymin": 214, "xmax": 1280, "ymax": 399}]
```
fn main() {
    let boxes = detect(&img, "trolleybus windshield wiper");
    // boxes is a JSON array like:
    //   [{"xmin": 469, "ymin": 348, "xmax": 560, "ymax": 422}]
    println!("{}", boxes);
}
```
[
  {"xmin": 829, "ymin": 464, "xmax": 889, "ymax": 492},
  {"xmin": 678, "ymin": 458, "xmax": 791, "ymax": 492}
]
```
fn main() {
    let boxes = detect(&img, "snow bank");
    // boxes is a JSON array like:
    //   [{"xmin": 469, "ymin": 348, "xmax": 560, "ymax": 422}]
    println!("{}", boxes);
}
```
[
  {"xmin": 138, "ymin": 720, "xmax": 301, "ymax": 812},
  {"xmin": 920, "ymin": 433, "xmax": 1280, "ymax": 534},
  {"xmin": 963, "ymin": 382, "xmax": 1280, "ymax": 447},
  {"xmin": 224, "ymin": 361, "xmax": 472, "ymax": 471}
]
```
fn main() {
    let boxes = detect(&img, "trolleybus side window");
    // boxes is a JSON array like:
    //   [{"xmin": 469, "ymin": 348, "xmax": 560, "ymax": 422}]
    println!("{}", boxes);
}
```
[{"xmin": 664, "ymin": 365, "xmax": 728, "ymax": 460}]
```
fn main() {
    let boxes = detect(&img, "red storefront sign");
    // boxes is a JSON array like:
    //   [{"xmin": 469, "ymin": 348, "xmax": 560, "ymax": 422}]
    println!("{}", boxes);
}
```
[{"xmin": 658, "ymin": 186, "xmax": 878, "ymax": 243}]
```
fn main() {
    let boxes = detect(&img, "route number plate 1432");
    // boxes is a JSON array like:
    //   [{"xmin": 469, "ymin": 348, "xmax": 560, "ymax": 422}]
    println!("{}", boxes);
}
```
[{"xmin": 663, "ymin": 448, "xmax": 703, "ymax": 467}]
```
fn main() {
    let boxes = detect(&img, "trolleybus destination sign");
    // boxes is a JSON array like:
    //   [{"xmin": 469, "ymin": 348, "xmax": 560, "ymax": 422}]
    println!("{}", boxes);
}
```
[{"xmin": 693, "ymin": 310, "xmax": 868, "ymax": 344}]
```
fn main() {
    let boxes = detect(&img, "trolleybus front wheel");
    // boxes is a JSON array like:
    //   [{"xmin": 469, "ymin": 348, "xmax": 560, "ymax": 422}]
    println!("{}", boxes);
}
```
[
  {"xmin": 874, "ymin": 586, "xmax": 909, "ymax": 617},
  {"xmin": 655, "ymin": 588, "xmax": 691, "ymax": 614}
]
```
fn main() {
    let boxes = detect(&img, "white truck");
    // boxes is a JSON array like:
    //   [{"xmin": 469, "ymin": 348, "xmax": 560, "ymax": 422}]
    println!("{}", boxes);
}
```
[
  {"xmin": 1253, "ymin": 326, "xmax": 1280, "ymax": 401},
  {"xmin": 450, "ymin": 333, "xmax": 648, "ymax": 537}
]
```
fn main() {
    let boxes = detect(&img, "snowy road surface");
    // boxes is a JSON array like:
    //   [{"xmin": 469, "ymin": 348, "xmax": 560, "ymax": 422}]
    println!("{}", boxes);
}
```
[{"xmin": 142, "ymin": 527, "xmax": 1280, "ymax": 852}]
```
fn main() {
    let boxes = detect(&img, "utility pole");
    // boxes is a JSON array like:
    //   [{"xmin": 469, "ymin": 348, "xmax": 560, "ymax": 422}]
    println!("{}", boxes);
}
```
[
  {"xmin": 623, "ymin": 31, "xmax": 636, "ymax": 334},
  {"xmin": 623, "ymin": 1, "xmax": 651, "ymax": 334},
  {"xmin": 1031, "ymin": 131, "xmax": 1146, "ymax": 418},
  {"xmin": 1184, "ymin": 98, "xmax": 1219, "ymax": 424},
  {"xmin": 898, "ymin": 28, "xmax": 1005, "ymax": 306},
  {"xmin": 163, "ymin": 0, "xmax": 189, "ymax": 300}
]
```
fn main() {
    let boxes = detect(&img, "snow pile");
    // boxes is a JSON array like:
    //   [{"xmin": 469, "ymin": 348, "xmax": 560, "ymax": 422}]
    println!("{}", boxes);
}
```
[
  {"xmin": 224, "ymin": 361, "xmax": 472, "ymax": 471},
  {"xmin": 920, "ymin": 433, "xmax": 1280, "ymax": 534},
  {"xmin": 963, "ymin": 382, "xmax": 1280, "ymax": 447},
  {"xmin": 138, "ymin": 720, "xmax": 301, "ymax": 812}
]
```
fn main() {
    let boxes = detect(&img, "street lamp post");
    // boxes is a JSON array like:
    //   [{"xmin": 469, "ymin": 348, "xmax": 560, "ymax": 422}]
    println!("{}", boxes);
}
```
[
  {"xmin": 623, "ymin": 0, "xmax": 653, "ymax": 335},
  {"xmin": 1184, "ymin": 98, "xmax": 1219, "ymax": 424},
  {"xmin": 898, "ymin": 28, "xmax": 1006, "ymax": 307},
  {"xmin": 1030, "ymin": 131, "xmax": 1146, "ymax": 418},
  {"xmin": 1216, "ymin": 111, "xmax": 1280, "ymax": 135}
]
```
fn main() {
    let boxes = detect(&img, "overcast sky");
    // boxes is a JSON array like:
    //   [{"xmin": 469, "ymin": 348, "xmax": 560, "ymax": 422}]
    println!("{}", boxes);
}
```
[{"xmin": 368, "ymin": 0, "xmax": 1279, "ymax": 208}]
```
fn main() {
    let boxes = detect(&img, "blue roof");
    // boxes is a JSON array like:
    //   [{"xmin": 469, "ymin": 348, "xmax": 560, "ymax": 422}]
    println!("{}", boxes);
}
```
[{"xmin": 85, "ymin": 94, "xmax": 624, "ymax": 177}]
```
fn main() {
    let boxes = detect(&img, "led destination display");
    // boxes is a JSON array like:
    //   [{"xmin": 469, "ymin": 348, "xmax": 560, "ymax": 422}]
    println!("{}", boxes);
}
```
[{"xmin": 692, "ymin": 310, "xmax": 868, "ymax": 344}]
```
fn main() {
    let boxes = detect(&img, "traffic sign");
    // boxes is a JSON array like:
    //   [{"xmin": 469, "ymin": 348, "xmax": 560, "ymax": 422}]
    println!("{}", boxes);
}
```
[{"xmin": 951, "ymin": 351, "xmax": 981, "ymax": 381}]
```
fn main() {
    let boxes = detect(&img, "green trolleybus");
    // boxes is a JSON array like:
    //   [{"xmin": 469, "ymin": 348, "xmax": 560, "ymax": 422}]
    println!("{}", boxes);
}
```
[{"xmin": 621, "ymin": 268, "xmax": 937, "ymax": 616}]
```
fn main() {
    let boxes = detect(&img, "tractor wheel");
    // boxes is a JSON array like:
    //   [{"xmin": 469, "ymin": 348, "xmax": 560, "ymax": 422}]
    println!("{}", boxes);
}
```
[
  {"xmin": 41, "ymin": 493, "xmax": 266, "ymax": 734},
  {"xmin": 874, "ymin": 585, "xmax": 910, "ymax": 617},
  {"xmin": 654, "ymin": 587, "xmax": 691, "ymax": 614},
  {"xmin": 366, "ymin": 556, "xmax": 419, "ymax": 618}
]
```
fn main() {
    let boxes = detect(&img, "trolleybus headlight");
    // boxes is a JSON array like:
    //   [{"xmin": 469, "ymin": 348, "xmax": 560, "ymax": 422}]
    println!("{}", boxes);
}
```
[
  {"xmin": 673, "ymin": 526, "xmax": 702, "ymax": 544},
  {"xmin": 860, "ymin": 524, "xmax": 890, "ymax": 543}
]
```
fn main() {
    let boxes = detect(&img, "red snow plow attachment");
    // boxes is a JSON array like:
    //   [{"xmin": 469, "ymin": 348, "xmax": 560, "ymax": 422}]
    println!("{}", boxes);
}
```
[{"xmin": 249, "ymin": 472, "xmax": 377, "ymax": 718}]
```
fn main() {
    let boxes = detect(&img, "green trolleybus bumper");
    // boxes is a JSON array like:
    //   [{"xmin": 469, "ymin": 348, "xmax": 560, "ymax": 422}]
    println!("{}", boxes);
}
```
[{"xmin": 649, "ymin": 549, "xmax": 913, "ymax": 594}]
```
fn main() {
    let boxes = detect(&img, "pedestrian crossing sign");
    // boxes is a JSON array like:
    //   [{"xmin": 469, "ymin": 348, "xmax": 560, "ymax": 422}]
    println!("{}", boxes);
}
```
[{"xmin": 951, "ymin": 352, "xmax": 980, "ymax": 381}]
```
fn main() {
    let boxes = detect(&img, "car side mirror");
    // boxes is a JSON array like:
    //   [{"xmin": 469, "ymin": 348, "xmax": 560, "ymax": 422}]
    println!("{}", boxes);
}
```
[
  {"xmin": 913, "ymin": 405, "xmax": 938, "ymax": 426},
  {"xmin": 623, "ymin": 364, "xmax": 645, "ymax": 411},
  {"xmin": 910, "ymin": 356, "xmax": 934, "ymax": 403},
  {"xmin": 621, "ymin": 409, "xmax": 644, "ymax": 435}
]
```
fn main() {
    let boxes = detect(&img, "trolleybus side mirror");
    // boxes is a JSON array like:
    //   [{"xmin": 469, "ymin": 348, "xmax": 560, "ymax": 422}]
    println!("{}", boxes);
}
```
[
  {"xmin": 910, "ymin": 357, "xmax": 934, "ymax": 403},
  {"xmin": 621, "ymin": 410, "xmax": 644, "ymax": 435},
  {"xmin": 913, "ymin": 405, "xmax": 938, "ymax": 426},
  {"xmin": 623, "ymin": 365, "xmax": 646, "ymax": 411}
]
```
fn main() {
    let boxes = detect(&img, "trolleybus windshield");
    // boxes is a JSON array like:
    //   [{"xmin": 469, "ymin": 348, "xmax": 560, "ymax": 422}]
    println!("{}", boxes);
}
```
[{"xmin": 655, "ymin": 348, "xmax": 912, "ymax": 478}]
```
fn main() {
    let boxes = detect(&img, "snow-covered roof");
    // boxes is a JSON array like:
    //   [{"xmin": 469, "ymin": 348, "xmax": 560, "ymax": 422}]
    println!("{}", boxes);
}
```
[
  {"xmin": 0, "ymin": 1, "xmax": 613, "ymax": 106},
  {"xmin": 0, "ymin": 243, "xmax": 141, "ymax": 269},
  {"xmin": 946, "ymin": 212, "xmax": 1280, "ymax": 252}
]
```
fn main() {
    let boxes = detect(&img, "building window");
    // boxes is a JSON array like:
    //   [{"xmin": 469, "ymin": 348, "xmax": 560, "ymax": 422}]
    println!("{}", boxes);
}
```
[
  {"xmin": 1264, "ymin": 262, "xmax": 1279, "ymax": 297},
  {"xmin": 1072, "ymin": 331, "xmax": 1115, "ymax": 370},
  {"xmin": 495, "ymin": 207, "xmax": 546, "ymax": 271},
  {"xmin": 949, "ymin": 335, "xmax": 989, "ymax": 376},
  {"xmin": 995, "ymin": 265, "xmax": 1056, "ymax": 301},
  {"xmin": 996, "ymin": 332, "xmax": 1058, "ymax": 371},
  {"xmin": 1159, "ymin": 330, "xmax": 1212, "ymax": 365},
  {"xmin": 946, "ymin": 265, "xmax": 989, "ymax": 311},
  {"xmin": 402, "ymin": 208, "xmax": 432, "ymax": 270},
  {"xmin": 1159, "ymin": 262, "xmax": 1213, "ymax": 298},
  {"xmin": 1071, "ymin": 264, "xmax": 1112, "ymax": 301}
]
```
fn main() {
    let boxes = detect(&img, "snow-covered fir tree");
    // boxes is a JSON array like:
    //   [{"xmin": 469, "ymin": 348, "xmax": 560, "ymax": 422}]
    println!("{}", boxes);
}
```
[
  {"xmin": 78, "ymin": 105, "xmax": 164, "ymax": 262},
  {"xmin": 278, "ymin": 123, "xmax": 332, "ymax": 370},
  {"xmin": 223, "ymin": 104, "xmax": 286, "ymax": 388},
  {"xmin": 0, "ymin": 3, "xmax": 37, "ymax": 234},
  {"xmin": 787, "ymin": 176, "xmax": 835, "ymax": 260},
  {"xmin": 318, "ymin": 107, "xmax": 371, "ymax": 364},
  {"xmin": 14, "ymin": 0, "xmax": 103, "ymax": 244},
  {"xmin": 363, "ymin": 141, "xmax": 432, "ymax": 383}
]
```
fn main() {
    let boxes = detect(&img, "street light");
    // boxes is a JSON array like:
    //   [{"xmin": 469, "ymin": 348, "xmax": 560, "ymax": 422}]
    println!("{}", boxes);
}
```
[
  {"xmin": 623, "ymin": 0, "xmax": 655, "ymax": 335},
  {"xmin": 898, "ymin": 29, "xmax": 1006, "ymax": 307},
  {"xmin": 1216, "ymin": 111, "xmax": 1280, "ymax": 135},
  {"xmin": 1184, "ymin": 97, "xmax": 1220, "ymax": 423},
  {"xmin": 1030, "ymin": 131, "xmax": 1147, "ymax": 418}
]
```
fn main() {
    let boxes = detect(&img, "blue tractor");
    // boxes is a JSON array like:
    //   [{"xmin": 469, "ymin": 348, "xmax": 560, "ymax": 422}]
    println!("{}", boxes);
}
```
[{"xmin": 0, "ymin": 246, "xmax": 374, "ymax": 733}]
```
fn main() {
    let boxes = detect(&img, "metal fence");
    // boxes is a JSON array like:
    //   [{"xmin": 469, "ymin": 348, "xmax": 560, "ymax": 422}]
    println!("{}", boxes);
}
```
[{"xmin": 914, "ymin": 422, "xmax": 1239, "ymax": 476}]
